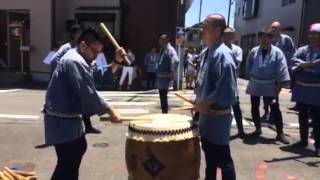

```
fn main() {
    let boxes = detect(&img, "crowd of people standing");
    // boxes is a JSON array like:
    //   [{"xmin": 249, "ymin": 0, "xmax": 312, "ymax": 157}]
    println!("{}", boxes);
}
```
[
  {"xmin": 46, "ymin": 20, "xmax": 320, "ymax": 159},
  {"xmin": 41, "ymin": 16, "xmax": 320, "ymax": 180}
]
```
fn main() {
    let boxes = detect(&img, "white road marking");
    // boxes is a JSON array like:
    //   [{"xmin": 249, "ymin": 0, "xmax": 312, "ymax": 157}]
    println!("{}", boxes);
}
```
[
  {"xmin": 100, "ymin": 91, "xmax": 253, "ymax": 127},
  {"xmin": 232, "ymin": 118, "xmax": 249, "ymax": 126},
  {"xmin": 288, "ymin": 123, "xmax": 300, "ymax": 128},
  {"xmin": 99, "ymin": 93, "xmax": 191, "ymax": 97},
  {"xmin": 99, "ymin": 91, "xmax": 194, "ymax": 96},
  {"xmin": 0, "ymin": 114, "xmax": 39, "ymax": 120},
  {"xmin": 108, "ymin": 101, "xmax": 156, "ymax": 106},
  {"xmin": 0, "ymin": 89, "xmax": 20, "ymax": 93},
  {"xmin": 310, "ymin": 139, "xmax": 315, "ymax": 144},
  {"xmin": 104, "ymin": 99, "xmax": 190, "ymax": 108},
  {"xmin": 0, "ymin": 119, "xmax": 42, "ymax": 124},
  {"xmin": 103, "ymin": 97, "xmax": 190, "ymax": 102},
  {"xmin": 99, "ymin": 91, "xmax": 156, "ymax": 94}
]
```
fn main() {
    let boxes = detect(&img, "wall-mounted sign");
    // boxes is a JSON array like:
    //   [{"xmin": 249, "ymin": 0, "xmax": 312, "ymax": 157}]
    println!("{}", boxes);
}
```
[
  {"xmin": 176, "ymin": 27, "xmax": 186, "ymax": 45},
  {"xmin": 9, "ymin": 21, "xmax": 23, "ymax": 37}
]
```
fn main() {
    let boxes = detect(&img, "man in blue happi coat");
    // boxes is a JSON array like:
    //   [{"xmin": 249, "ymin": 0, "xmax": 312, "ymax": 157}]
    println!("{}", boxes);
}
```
[
  {"xmin": 157, "ymin": 34, "xmax": 179, "ymax": 113},
  {"xmin": 42, "ymin": 28, "xmax": 125, "ymax": 180},
  {"xmin": 291, "ymin": 23, "xmax": 320, "ymax": 157},
  {"xmin": 223, "ymin": 27, "xmax": 246, "ymax": 138},
  {"xmin": 195, "ymin": 14, "xmax": 237, "ymax": 180},
  {"xmin": 246, "ymin": 29, "xmax": 290, "ymax": 144}
]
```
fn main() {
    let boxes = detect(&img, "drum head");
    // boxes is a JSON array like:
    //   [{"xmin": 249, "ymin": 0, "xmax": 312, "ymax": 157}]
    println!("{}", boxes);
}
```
[{"xmin": 126, "ymin": 114, "xmax": 199, "ymax": 142}]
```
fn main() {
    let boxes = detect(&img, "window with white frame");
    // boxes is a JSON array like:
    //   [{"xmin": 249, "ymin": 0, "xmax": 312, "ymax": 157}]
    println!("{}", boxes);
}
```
[{"xmin": 242, "ymin": 0, "xmax": 259, "ymax": 19}]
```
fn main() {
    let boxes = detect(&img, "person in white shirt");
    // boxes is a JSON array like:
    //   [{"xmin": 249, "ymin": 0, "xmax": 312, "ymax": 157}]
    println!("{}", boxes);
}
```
[
  {"xmin": 119, "ymin": 49, "xmax": 136, "ymax": 90},
  {"xmin": 185, "ymin": 48, "xmax": 198, "ymax": 89},
  {"xmin": 224, "ymin": 27, "xmax": 246, "ymax": 138},
  {"xmin": 144, "ymin": 47, "xmax": 159, "ymax": 89},
  {"xmin": 50, "ymin": 25, "xmax": 82, "ymax": 75},
  {"xmin": 92, "ymin": 52, "xmax": 112, "ymax": 89}
]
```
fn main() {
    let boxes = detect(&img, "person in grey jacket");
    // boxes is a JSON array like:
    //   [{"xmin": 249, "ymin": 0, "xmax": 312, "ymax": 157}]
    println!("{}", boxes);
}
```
[
  {"xmin": 195, "ymin": 14, "xmax": 237, "ymax": 180},
  {"xmin": 41, "ymin": 29, "xmax": 125, "ymax": 180},
  {"xmin": 144, "ymin": 47, "xmax": 158, "ymax": 89},
  {"xmin": 223, "ymin": 27, "xmax": 246, "ymax": 138},
  {"xmin": 50, "ymin": 24, "xmax": 82, "ymax": 75},
  {"xmin": 157, "ymin": 34, "xmax": 179, "ymax": 113}
]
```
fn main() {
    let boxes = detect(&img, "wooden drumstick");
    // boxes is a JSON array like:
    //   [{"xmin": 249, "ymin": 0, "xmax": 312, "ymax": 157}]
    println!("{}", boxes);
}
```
[
  {"xmin": 100, "ymin": 116, "xmax": 153, "ymax": 122},
  {"xmin": 99, "ymin": 23, "xmax": 131, "ymax": 65},
  {"xmin": 121, "ymin": 116, "xmax": 154, "ymax": 121},
  {"xmin": 174, "ymin": 92, "xmax": 195, "ymax": 105},
  {"xmin": 3, "ymin": 167, "xmax": 25, "ymax": 180},
  {"xmin": 170, "ymin": 106, "xmax": 194, "ymax": 111}
]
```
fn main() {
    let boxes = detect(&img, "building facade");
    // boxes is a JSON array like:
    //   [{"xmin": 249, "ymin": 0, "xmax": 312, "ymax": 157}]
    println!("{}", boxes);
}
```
[
  {"xmin": 0, "ymin": 0, "xmax": 53, "ymax": 81},
  {"xmin": 299, "ymin": 0, "xmax": 320, "ymax": 45},
  {"xmin": 0, "ymin": 0, "xmax": 192, "ymax": 82}
]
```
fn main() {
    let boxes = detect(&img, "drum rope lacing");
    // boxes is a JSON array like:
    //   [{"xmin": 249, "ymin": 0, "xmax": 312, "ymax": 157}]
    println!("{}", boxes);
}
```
[{"xmin": 128, "ymin": 124, "xmax": 198, "ymax": 136}]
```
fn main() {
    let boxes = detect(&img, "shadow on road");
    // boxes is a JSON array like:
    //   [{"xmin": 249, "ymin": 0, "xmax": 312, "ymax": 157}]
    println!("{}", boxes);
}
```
[
  {"xmin": 264, "ymin": 144, "xmax": 320, "ymax": 167},
  {"xmin": 242, "ymin": 135, "xmax": 277, "ymax": 145}
]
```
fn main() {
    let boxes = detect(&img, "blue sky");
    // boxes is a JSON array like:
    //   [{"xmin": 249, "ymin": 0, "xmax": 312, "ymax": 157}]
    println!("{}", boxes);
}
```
[{"xmin": 186, "ymin": 0, "xmax": 235, "ymax": 27}]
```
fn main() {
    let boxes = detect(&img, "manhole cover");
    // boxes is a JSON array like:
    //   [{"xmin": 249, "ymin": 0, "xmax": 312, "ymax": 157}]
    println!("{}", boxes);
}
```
[{"xmin": 92, "ymin": 143, "xmax": 109, "ymax": 148}]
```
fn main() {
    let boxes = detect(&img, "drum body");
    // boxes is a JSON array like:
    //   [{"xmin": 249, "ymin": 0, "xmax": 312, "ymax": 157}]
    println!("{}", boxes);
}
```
[{"xmin": 125, "ymin": 114, "xmax": 200, "ymax": 180}]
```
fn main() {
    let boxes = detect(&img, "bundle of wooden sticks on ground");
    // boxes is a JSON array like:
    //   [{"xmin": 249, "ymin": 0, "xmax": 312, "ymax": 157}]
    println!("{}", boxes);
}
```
[{"xmin": 0, "ymin": 167, "xmax": 37, "ymax": 180}]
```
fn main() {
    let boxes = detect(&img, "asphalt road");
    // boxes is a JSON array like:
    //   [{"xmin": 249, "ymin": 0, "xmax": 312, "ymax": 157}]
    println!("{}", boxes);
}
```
[{"xmin": 0, "ymin": 79, "xmax": 319, "ymax": 180}]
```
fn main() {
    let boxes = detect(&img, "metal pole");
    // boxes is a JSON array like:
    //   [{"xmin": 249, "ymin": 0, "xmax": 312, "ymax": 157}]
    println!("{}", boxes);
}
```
[
  {"xmin": 199, "ymin": 0, "xmax": 203, "ymax": 23},
  {"xmin": 6, "ymin": 11, "xmax": 10, "ymax": 68},
  {"xmin": 298, "ymin": 0, "xmax": 306, "ymax": 45},
  {"xmin": 177, "ymin": 45, "xmax": 181, "ymax": 90},
  {"xmin": 227, "ymin": 0, "xmax": 232, "ymax": 26},
  {"xmin": 20, "ymin": 30, "xmax": 24, "ymax": 74}
]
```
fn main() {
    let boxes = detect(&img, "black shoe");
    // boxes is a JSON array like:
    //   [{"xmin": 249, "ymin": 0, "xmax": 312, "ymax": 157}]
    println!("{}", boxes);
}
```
[
  {"xmin": 276, "ymin": 134, "xmax": 290, "ymax": 144},
  {"xmin": 85, "ymin": 127, "xmax": 102, "ymax": 134},
  {"xmin": 316, "ymin": 148, "xmax": 320, "ymax": 157},
  {"xmin": 291, "ymin": 141, "xmax": 308, "ymax": 148},
  {"xmin": 261, "ymin": 114, "xmax": 270, "ymax": 123},
  {"xmin": 238, "ymin": 130, "xmax": 247, "ymax": 139},
  {"xmin": 34, "ymin": 144, "xmax": 51, "ymax": 149},
  {"xmin": 310, "ymin": 131, "xmax": 314, "ymax": 139},
  {"xmin": 239, "ymin": 132, "xmax": 247, "ymax": 139},
  {"xmin": 267, "ymin": 115, "xmax": 275, "ymax": 125},
  {"xmin": 250, "ymin": 129, "xmax": 262, "ymax": 137}
]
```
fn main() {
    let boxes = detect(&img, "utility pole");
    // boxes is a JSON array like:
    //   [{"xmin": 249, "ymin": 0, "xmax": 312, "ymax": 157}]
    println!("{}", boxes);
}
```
[
  {"xmin": 227, "ymin": 0, "xmax": 232, "ymax": 26},
  {"xmin": 199, "ymin": 0, "xmax": 203, "ymax": 23}
]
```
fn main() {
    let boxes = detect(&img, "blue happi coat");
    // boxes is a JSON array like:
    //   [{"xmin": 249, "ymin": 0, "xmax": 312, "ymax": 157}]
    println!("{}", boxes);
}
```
[
  {"xmin": 44, "ymin": 49, "xmax": 110, "ymax": 145},
  {"xmin": 195, "ymin": 41, "xmax": 237, "ymax": 145},
  {"xmin": 291, "ymin": 45, "xmax": 320, "ymax": 106},
  {"xmin": 246, "ymin": 45, "xmax": 290, "ymax": 97},
  {"xmin": 230, "ymin": 44, "xmax": 243, "ymax": 68},
  {"xmin": 157, "ymin": 43, "xmax": 179, "ymax": 90},
  {"xmin": 273, "ymin": 34, "xmax": 295, "ymax": 67},
  {"xmin": 50, "ymin": 42, "xmax": 75, "ymax": 73},
  {"xmin": 144, "ymin": 52, "xmax": 159, "ymax": 73}
]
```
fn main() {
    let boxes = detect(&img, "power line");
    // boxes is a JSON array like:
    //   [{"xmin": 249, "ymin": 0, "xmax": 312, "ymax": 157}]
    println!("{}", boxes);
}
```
[
  {"xmin": 199, "ymin": 0, "xmax": 203, "ymax": 23},
  {"xmin": 227, "ymin": 0, "xmax": 232, "ymax": 26}
]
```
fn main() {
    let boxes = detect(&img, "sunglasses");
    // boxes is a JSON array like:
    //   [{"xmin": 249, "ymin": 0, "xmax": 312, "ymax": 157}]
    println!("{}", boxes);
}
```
[{"xmin": 87, "ymin": 44, "xmax": 102, "ymax": 55}]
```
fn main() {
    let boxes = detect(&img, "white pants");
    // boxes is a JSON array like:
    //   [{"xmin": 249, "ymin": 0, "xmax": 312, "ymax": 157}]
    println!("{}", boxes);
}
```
[{"xmin": 119, "ymin": 66, "xmax": 134, "ymax": 86}]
